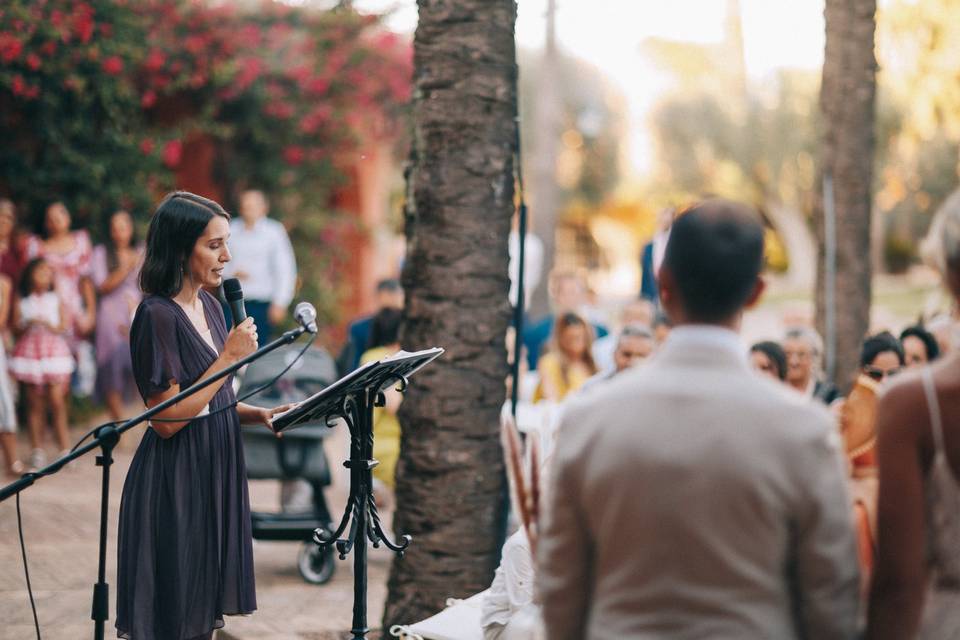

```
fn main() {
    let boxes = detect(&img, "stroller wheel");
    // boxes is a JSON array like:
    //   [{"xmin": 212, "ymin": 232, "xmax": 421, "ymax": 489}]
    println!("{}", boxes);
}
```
[{"xmin": 297, "ymin": 540, "xmax": 336, "ymax": 585}]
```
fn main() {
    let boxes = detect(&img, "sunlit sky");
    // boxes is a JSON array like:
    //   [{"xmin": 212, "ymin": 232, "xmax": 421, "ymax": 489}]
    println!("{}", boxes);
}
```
[{"xmin": 346, "ymin": 0, "xmax": 893, "ymax": 175}]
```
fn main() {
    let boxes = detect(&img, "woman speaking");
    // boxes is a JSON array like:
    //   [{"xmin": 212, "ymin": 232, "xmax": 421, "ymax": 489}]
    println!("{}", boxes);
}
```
[{"xmin": 116, "ymin": 192, "xmax": 285, "ymax": 640}]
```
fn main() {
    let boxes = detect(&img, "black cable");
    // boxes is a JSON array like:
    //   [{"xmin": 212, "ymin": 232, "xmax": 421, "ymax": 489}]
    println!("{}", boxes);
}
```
[
  {"xmin": 17, "ymin": 491, "xmax": 41, "ymax": 639},
  {"xmin": 69, "ymin": 334, "xmax": 315, "ymax": 451}
]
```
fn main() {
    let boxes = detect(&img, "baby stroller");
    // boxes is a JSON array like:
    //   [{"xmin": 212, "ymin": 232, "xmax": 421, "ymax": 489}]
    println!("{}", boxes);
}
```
[{"xmin": 239, "ymin": 345, "xmax": 338, "ymax": 585}]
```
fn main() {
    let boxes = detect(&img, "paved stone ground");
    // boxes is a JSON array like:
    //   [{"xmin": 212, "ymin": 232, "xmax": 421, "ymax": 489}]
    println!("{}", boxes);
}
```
[{"xmin": 0, "ymin": 421, "xmax": 393, "ymax": 640}]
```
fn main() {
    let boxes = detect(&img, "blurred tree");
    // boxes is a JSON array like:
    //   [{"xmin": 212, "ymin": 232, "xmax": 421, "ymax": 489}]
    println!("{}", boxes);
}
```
[
  {"xmin": 646, "ymin": 37, "xmax": 821, "ymax": 287},
  {"xmin": 383, "ymin": 0, "xmax": 515, "ymax": 628},
  {"xmin": 814, "ymin": 0, "xmax": 877, "ymax": 392},
  {"xmin": 873, "ymin": 0, "xmax": 960, "ymax": 271},
  {"xmin": 517, "ymin": 43, "xmax": 627, "ymax": 314}
]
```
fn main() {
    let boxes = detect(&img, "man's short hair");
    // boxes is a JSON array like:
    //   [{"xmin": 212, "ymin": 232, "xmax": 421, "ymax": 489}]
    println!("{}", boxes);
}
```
[
  {"xmin": 618, "ymin": 323, "xmax": 654, "ymax": 346},
  {"xmin": 661, "ymin": 199, "xmax": 765, "ymax": 322},
  {"xmin": 376, "ymin": 278, "xmax": 401, "ymax": 293},
  {"xmin": 784, "ymin": 326, "xmax": 823, "ymax": 359}
]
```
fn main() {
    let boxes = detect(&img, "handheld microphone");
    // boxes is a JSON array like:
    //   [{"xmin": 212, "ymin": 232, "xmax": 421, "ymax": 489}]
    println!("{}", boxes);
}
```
[
  {"xmin": 294, "ymin": 301, "xmax": 318, "ymax": 334},
  {"xmin": 222, "ymin": 278, "xmax": 247, "ymax": 328}
]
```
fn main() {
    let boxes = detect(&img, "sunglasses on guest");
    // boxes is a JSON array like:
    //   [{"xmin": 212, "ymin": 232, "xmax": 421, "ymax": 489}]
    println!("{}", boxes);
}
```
[{"xmin": 863, "ymin": 365, "xmax": 902, "ymax": 382}]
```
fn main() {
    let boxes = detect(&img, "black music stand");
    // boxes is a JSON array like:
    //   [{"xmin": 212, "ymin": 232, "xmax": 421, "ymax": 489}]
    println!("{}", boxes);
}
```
[{"xmin": 272, "ymin": 347, "xmax": 443, "ymax": 639}]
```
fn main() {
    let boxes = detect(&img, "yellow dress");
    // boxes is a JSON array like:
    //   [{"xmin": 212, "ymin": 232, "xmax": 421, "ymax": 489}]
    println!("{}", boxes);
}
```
[
  {"xmin": 360, "ymin": 346, "xmax": 401, "ymax": 489},
  {"xmin": 534, "ymin": 352, "xmax": 592, "ymax": 402}
]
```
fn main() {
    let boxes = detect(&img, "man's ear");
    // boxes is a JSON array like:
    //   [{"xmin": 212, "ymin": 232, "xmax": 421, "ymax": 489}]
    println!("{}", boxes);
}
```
[
  {"xmin": 657, "ymin": 267, "xmax": 674, "ymax": 308},
  {"xmin": 743, "ymin": 276, "xmax": 766, "ymax": 310}
]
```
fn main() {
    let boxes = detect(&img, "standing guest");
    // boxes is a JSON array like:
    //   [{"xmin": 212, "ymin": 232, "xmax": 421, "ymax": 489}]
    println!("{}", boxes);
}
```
[
  {"xmin": 116, "ymin": 192, "xmax": 287, "ymax": 640},
  {"xmin": 24, "ymin": 201, "xmax": 97, "ymax": 396},
  {"xmin": 539, "ymin": 200, "xmax": 859, "ymax": 639},
  {"xmin": 9, "ymin": 258, "xmax": 74, "ymax": 470},
  {"xmin": 750, "ymin": 340, "xmax": 788, "ymax": 381},
  {"xmin": 221, "ymin": 189, "xmax": 296, "ymax": 346},
  {"xmin": 338, "ymin": 278, "xmax": 404, "ymax": 374},
  {"xmin": 91, "ymin": 209, "xmax": 143, "ymax": 421},
  {"xmin": 534, "ymin": 312, "xmax": 598, "ymax": 403},
  {"xmin": 0, "ymin": 198, "xmax": 26, "ymax": 287},
  {"xmin": 900, "ymin": 324, "xmax": 940, "ymax": 369},
  {"xmin": 639, "ymin": 206, "xmax": 675, "ymax": 303},
  {"xmin": 0, "ymin": 272, "xmax": 21, "ymax": 477},
  {"xmin": 783, "ymin": 326, "xmax": 841, "ymax": 405},
  {"xmin": 867, "ymin": 189, "xmax": 960, "ymax": 639}
]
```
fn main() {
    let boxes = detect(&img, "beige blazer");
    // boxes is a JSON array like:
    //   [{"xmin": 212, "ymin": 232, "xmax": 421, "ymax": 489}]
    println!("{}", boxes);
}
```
[{"xmin": 537, "ymin": 329, "xmax": 860, "ymax": 639}]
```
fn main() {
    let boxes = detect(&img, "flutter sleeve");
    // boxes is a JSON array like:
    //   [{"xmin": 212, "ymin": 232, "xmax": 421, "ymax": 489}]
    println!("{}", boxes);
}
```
[{"xmin": 130, "ymin": 299, "xmax": 183, "ymax": 401}]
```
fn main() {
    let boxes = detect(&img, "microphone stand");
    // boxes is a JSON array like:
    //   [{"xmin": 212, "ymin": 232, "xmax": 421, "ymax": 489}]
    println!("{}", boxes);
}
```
[{"xmin": 0, "ymin": 324, "xmax": 311, "ymax": 640}]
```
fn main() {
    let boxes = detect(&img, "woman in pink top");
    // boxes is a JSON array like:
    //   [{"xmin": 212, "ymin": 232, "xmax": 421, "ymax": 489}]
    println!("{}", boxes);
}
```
[{"xmin": 24, "ymin": 201, "xmax": 96, "ymax": 341}]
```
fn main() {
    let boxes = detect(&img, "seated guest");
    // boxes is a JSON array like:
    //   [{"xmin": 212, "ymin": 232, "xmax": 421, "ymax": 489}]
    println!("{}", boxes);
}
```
[
  {"xmin": 522, "ymin": 271, "xmax": 607, "ymax": 371},
  {"xmin": 360, "ymin": 307, "xmax": 404, "ymax": 504},
  {"xmin": 591, "ymin": 298, "xmax": 653, "ymax": 371},
  {"xmin": 783, "ymin": 326, "xmax": 840, "ymax": 404},
  {"xmin": 580, "ymin": 324, "xmax": 655, "ymax": 394},
  {"xmin": 337, "ymin": 278, "xmax": 403, "ymax": 374},
  {"xmin": 900, "ymin": 324, "xmax": 940, "ymax": 369},
  {"xmin": 750, "ymin": 340, "xmax": 787, "ymax": 382},
  {"xmin": 652, "ymin": 310, "xmax": 672, "ymax": 344},
  {"xmin": 534, "ymin": 312, "xmax": 597, "ymax": 403},
  {"xmin": 538, "ymin": 199, "xmax": 858, "ymax": 639}
]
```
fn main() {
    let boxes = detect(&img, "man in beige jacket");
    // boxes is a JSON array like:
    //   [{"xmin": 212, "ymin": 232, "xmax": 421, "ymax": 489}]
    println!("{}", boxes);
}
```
[{"xmin": 538, "ymin": 199, "xmax": 859, "ymax": 639}]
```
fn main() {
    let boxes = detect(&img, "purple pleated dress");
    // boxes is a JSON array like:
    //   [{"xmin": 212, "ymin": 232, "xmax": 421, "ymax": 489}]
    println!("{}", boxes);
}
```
[{"xmin": 116, "ymin": 291, "xmax": 256, "ymax": 640}]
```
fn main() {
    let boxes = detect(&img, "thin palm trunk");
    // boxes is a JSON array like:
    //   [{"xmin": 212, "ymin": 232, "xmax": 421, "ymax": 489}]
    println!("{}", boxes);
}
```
[{"xmin": 815, "ymin": 0, "xmax": 877, "ymax": 392}]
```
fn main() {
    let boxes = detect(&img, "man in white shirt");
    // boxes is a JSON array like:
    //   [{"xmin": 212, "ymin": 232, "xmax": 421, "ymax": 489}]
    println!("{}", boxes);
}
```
[
  {"xmin": 223, "ymin": 190, "xmax": 297, "ymax": 344},
  {"xmin": 539, "ymin": 199, "xmax": 859, "ymax": 639}
]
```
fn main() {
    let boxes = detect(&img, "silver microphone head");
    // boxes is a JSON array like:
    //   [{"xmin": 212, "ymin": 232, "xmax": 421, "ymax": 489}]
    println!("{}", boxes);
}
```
[{"xmin": 293, "ymin": 301, "xmax": 318, "ymax": 334}]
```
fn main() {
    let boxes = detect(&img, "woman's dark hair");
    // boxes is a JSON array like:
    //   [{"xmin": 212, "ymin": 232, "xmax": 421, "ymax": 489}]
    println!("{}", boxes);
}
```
[
  {"xmin": 750, "ymin": 341, "xmax": 787, "ymax": 381},
  {"xmin": 860, "ymin": 331, "xmax": 905, "ymax": 367},
  {"xmin": 368, "ymin": 307, "xmax": 402, "ymax": 350},
  {"xmin": 140, "ymin": 192, "xmax": 230, "ymax": 297},
  {"xmin": 105, "ymin": 209, "xmax": 139, "ymax": 272},
  {"xmin": 19, "ymin": 257, "xmax": 52, "ymax": 298},
  {"xmin": 899, "ymin": 325, "xmax": 940, "ymax": 362}
]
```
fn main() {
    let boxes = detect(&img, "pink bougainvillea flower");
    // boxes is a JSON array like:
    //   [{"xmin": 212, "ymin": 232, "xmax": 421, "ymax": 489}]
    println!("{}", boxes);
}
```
[
  {"xmin": 11, "ymin": 74, "xmax": 25, "ymax": 96},
  {"xmin": 73, "ymin": 4, "xmax": 95, "ymax": 44},
  {"xmin": 144, "ymin": 49, "xmax": 165, "ymax": 72},
  {"xmin": 141, "ymin": 90, "xmax": 157, "ymax": 108},
  {"xmin": 0, "ymin": 34, "xmax": 23, "ymax": 63},
  {"xmin": 283, "ymin": 146, "xmax": 305, "ymax": 166},
  {"xmin": 25, "ymin": 53, "xmax": 41, "ymax": 71},
  {"xmin": 102, "ymin": 55, "xmax": 123, "ymax": 76},
  {"xmin": 23, "ymin": 84, "xmax": 40, "ymax": 100},
  {"xmin": 140, "ymin": 138, "xmax": 155, "ymax": 155},
  {"xmin": 41, "ymin": 41, "xmax": 57, "ymax": 57},
  {"xmin": 162, "ymin": 140, "xmax": 182, "ymax": 167}
]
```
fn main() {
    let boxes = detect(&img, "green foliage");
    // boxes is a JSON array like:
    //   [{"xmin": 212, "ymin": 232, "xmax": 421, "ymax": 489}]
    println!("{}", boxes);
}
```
[{"xmin": 0, "ymin": 0, "xmax": 411, "ymax": 324}]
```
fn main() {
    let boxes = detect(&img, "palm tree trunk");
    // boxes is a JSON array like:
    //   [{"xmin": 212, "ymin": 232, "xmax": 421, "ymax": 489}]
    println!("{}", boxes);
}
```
[
  {"xmin": 815, "ymin": 0, "xmax": 877, "ymax": 393},
  {"xmin": 382, "ymin": 0, "xmax": 517, "ymax": 628}
]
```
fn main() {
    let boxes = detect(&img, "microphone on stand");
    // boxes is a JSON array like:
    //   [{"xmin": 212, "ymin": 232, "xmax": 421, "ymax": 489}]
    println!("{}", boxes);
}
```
[
  {"xmin": 294, "ymin": 302, "xmax": 319, "ymax": 334},
  {"xmin": 222, "ymin": 278, "xmax": 247, "ymax": 327}
]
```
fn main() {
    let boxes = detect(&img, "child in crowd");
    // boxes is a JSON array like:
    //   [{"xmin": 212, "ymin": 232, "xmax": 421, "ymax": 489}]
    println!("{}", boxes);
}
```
[
  {"xmin": 9, "ymin": 258, "xmax": 74, "ymax": 469},
  {"xmin": 0, "ymin": 273, "xmax": 20, "ymax": 477}
]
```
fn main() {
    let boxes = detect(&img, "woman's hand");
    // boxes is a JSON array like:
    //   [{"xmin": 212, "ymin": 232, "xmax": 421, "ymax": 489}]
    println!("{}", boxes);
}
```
[
  {"xmin": 223, "ymin": 317, "xmax": 258, "ymax": 362},
  {"xmin": 245, "ymin": 403, "xmax": 294, "ymax": 437}
]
